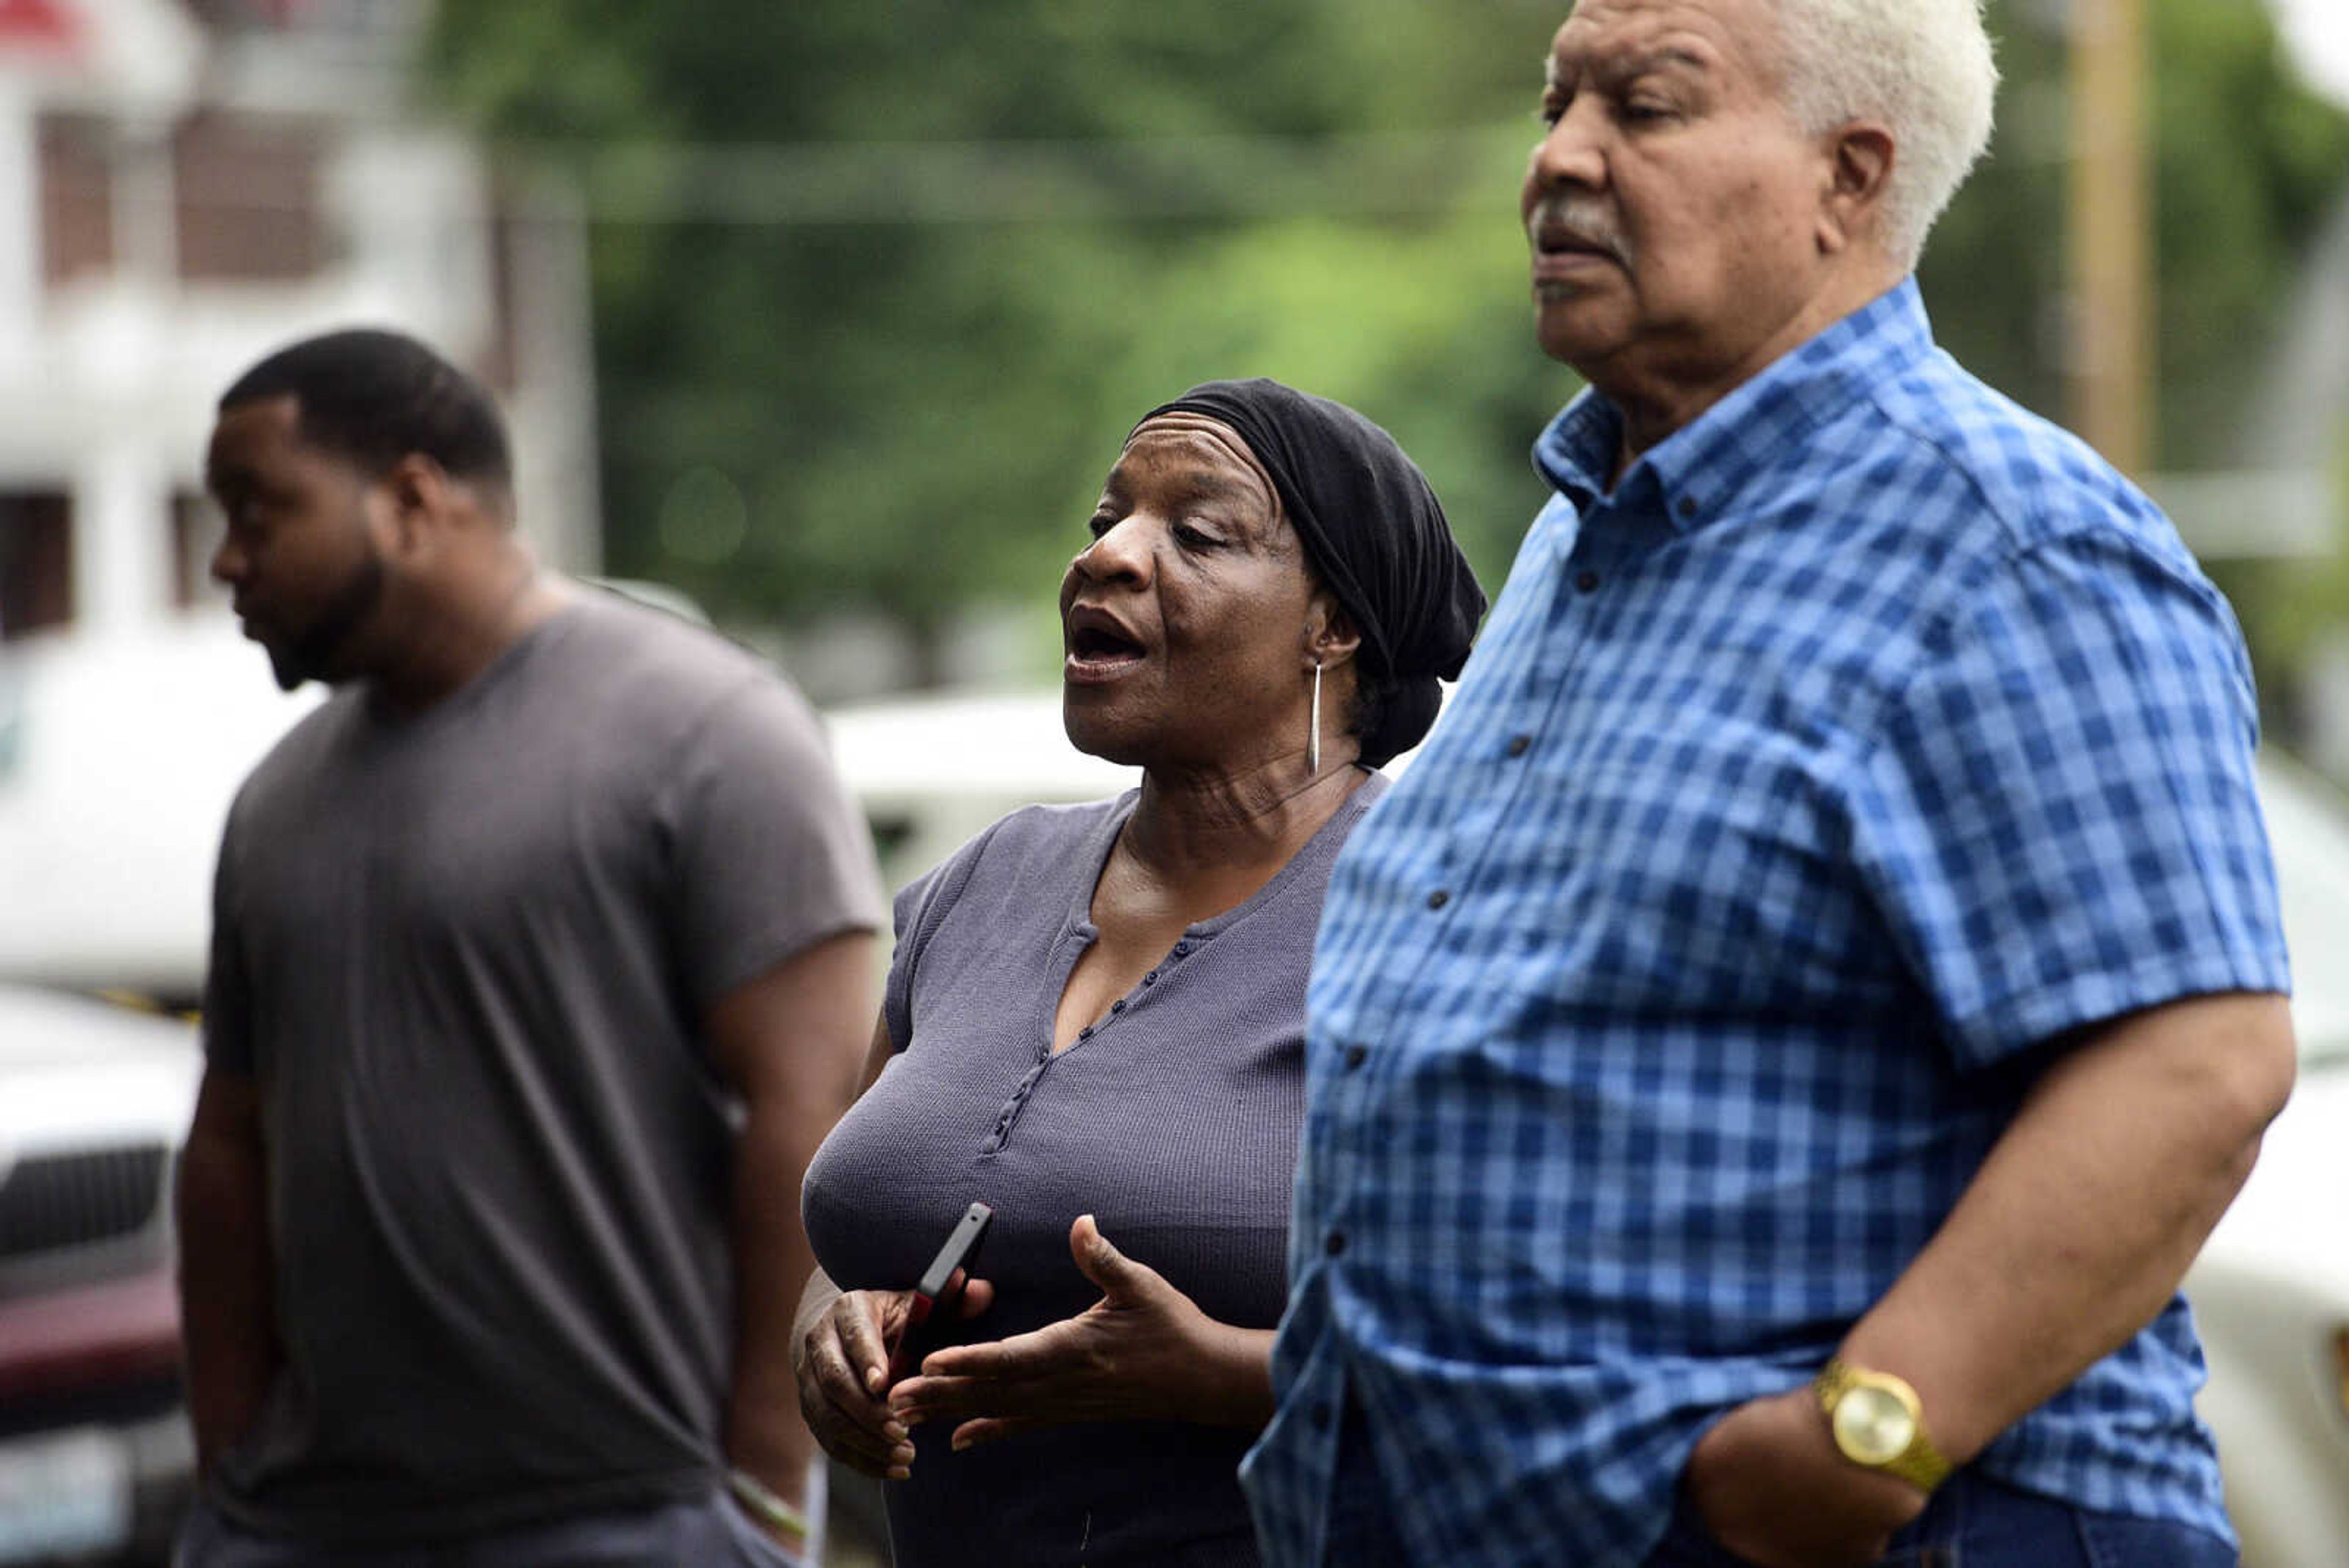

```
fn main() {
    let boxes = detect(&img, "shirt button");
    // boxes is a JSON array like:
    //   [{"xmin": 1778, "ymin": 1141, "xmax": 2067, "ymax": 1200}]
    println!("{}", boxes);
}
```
[
  {"xmin": 1344, "ymin": 1046, "xmax": 1367, "ymax": 1071},
  {"xmin": 1506, "ymin": 734, "xmax": 1531, "ymax": 758},
  {"xmin": 1575, "ymin": 570, "xmax": 1600, "ymax": 593},
  {"xmin": 1172, "ymin": 942, "xmax": 1190, "ymax": 957},
  {"xmin": 1110, "ymin": 998, "xmax": 1126, "ymax": 1013},
  {"xmin": 1143, "ymin": 971, "xmax": 1157, "ymax": 986},
  {"xmin": 1427, "ymin": 889, "xmax": 1450, "ymax": 910},
  {"xmin": 1078, "ymin": 1025, "xmax": 1093, "ymax": 1040},
  {"xmin": 1325, "ymin": 1230, "xmax": 1348, "ymax": 1257}
]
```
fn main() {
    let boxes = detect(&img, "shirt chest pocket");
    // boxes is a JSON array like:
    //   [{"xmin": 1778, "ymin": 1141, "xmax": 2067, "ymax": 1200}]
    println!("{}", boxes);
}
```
[{"xmin": 1505, "ymin": 734, "xmax": 1907, "ymax": 1015}]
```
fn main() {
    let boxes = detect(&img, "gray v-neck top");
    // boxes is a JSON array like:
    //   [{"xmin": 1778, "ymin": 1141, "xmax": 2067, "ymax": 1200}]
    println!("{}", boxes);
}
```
[{"xmin": 802, "ymin": 773, "xmax": 1385, "ymax": 1568}]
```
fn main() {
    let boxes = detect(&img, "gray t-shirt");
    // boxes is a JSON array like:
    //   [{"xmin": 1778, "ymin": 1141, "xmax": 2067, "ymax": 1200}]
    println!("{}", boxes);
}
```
[
  {"xmin": 202, "ymin": 588, "xmax": 885, "ymax": 1544},
  {"xmin": 801, "ymin": 773, "xmax": 1384, "ymax": 1568}
]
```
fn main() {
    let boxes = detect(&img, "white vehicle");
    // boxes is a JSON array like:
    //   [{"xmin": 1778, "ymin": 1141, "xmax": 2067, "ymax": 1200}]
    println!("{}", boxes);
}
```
[
  {"xmin": 2183, "ymin": 750, "xmax": 2349, "ymax": 1566},
  {"xmin": 824, "ymin": 689, "xmax": 1134, "ymax": 891},
  {"xmin": 826, "ymin": 688, "xmax": 2349, "ymax": 1564},
  {"xmin": 0, "ymin": 985, "xmax": 202, "ymax": 1567}
]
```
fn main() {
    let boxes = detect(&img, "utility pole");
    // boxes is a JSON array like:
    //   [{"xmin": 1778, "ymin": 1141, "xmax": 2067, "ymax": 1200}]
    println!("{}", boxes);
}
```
[{"xmin": 2069, "ymin": 0, "xmax": 2153, "ymax": 478}]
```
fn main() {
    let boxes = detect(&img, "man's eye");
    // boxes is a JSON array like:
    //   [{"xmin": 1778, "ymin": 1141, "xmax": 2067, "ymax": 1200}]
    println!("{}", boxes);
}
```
[
  {"xmin": 1086, "ymin": 514, "xmax": 1116, "ymax": 539},
  {"xmin": 1174, "ymin": 523, "xmax": 1218, "ymax": 549},
  {"xmin": 1536, "ymin": 97, "xmax": 1568, "ymax": 128}
]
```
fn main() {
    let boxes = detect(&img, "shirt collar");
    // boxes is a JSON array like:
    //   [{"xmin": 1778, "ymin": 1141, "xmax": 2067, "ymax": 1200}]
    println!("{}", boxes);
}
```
[{"xmin": 1533, "ymin": 277, "xmax": 1934, "ymax": 531}]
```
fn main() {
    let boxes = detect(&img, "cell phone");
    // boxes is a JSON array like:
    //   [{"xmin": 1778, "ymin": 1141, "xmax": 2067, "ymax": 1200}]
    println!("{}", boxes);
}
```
[{"xmin": 886, "ymin": 1201, "xmax": 993, "ymax": 1386}]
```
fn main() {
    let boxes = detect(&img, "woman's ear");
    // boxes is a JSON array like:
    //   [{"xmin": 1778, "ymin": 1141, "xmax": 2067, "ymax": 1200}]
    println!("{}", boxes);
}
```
[{"xmin": 1307, "ymin": 593, "xmax": 1364, "ymax": 670}]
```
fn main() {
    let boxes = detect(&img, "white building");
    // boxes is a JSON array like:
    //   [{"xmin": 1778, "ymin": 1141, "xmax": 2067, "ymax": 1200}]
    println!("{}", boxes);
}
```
[{"xmin": 0, "ymin": 0, "xmax": 598, "ymax": 1002}]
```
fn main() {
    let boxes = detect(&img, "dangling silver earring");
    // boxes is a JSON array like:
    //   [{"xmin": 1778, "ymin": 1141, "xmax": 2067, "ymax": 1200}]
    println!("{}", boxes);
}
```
[{"xmin": 1307, "ymin": 659, "xmax": 1323, "ymax": 776}]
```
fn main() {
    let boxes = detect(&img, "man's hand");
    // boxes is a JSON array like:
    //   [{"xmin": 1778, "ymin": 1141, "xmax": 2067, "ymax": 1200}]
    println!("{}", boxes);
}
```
[
  {"xmin": 793, "ymin": 1277, "xmax": 995, "ymax": 1479},
  {"xmin": 1681, "ymin": 1388, "xmax": 1928, "ymax": 1568},
  {"xmin": 886, "ymin": 1216, "xmax": 1272, "ymax": 1451},
  {"xmin": 175, "ymin": 1067, "xmax": 280, "ymax": 1476}
]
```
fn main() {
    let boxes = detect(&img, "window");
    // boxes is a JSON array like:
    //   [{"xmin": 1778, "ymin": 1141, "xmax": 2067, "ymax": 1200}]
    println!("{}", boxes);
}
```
[
  {"xmin": 173, "ymin": 113, "xmax": 329, "ymax": 283},
  {"xmin": 0, "ymin": 492, "xmax": 73, "ymax": 641},
  {"xmin": 38, "ymin": 115, "xmax": 113, "ymax": 287}
]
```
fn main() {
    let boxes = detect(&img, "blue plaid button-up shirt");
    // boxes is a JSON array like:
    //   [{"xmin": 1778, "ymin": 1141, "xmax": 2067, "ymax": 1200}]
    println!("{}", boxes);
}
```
[{"xmin": 1242, "ymin": 280, "xmax": 2290, "ymax": 1567}]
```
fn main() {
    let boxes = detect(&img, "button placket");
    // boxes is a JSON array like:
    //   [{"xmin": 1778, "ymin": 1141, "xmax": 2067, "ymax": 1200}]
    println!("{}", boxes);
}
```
[{"xmin": 992, "ymin": 1054, "xmax": 1058, "ymax": 1154}]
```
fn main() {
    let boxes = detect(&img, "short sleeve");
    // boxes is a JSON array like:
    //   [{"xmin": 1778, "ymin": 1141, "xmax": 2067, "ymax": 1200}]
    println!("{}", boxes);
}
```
[
  {"xmin": 201, "ymin": 806, "xmax": 255, "ymax": 1076},
  {"xmin": 1847, "ymin": 530, "xmax": 2290, "ymax": 1069},
  {"xmin": 879, "ymin": 816, "xmax": 1012, "ymax": 1053},
  {"xmin": 664, "ymin": 677, "xmax": 887, "ymax": 1011}
]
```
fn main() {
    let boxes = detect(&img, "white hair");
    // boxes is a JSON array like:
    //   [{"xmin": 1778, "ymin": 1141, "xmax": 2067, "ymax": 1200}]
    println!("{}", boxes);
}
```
[{"xmin": 1767, "ymin": 0, "xmax": 1999, "ymax": 267}]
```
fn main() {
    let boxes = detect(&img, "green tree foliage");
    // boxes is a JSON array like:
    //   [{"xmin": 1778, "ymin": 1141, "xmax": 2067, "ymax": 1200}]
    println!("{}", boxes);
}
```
[
  {"xmin": 1926, "ymin": 0, "xmax": 2349, "ymax": 464},
  {"xmin": 423, "ymin": 0, "xmax": 2348, "ymax": 687}
]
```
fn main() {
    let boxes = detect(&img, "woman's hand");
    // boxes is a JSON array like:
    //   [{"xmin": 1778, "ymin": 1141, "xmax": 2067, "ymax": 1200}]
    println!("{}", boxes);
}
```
[
  {"xmin": 792, "ymin": 1276, "xmax": 994, "ymax": 1479},
  {"xmin": 887, "ymin": 1216, "xmax": 1273, "ymax": 1452}
]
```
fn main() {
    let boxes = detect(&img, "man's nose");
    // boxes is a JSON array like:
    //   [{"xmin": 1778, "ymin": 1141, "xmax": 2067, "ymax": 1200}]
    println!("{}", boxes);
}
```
[
  {"xmin": 210, "ymin": 533, "xmax": 245, "ymax": 587},
  {"xmin": 1526, "ymin": 102, "xmax": 1608, "ymax": 196}
]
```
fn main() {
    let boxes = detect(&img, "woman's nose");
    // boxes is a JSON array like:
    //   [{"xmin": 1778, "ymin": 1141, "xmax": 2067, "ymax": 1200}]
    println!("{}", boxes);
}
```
[{"xmin": 1073, "ymin": 516, "xmax": 1152, "ymax": 585}]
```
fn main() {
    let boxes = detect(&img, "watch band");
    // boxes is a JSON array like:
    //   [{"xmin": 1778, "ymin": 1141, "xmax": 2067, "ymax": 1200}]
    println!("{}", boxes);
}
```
[{"xmin": 1814, "ymin": 1359, "xmax": 1954, "ymax": 1493}]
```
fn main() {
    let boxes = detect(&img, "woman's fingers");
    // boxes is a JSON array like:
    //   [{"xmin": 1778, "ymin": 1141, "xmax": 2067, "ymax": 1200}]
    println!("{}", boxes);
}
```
[
  {"xmin": 910, "ymin": 1313, "xmax": 1080, "ymax": 1384},
  {"xmin": 1069, "ymin": 1215, "xmax": 1167, "ymax": 1303},
  {"xmin": 811, "ymin": 1299, "xmax": 890, "ymax": 1411},
  {"xmin": 834, "ymin": 1291, "xmax": 894, "ymax": 1396},
  {"xmin": 798, "ymin": 1293, "xmax": 920, "ymax": 1477},
  {"xmin": 807, "ymin": 1351, "xmax": 915, "ymax": 1478},
  {"xmin": 888, "ymin": 1370, "xmax": 990, "ymax": 1424},
  {"xmin": 815, "ymin": 1402, "xmax": 908, "ymax": 1477}
]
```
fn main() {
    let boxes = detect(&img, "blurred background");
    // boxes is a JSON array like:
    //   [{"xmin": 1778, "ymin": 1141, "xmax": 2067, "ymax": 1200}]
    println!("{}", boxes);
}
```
[
  {"xmin": 4, "ymin": 0, "xmax": 2342, "ymax": 732},
  {"xmin": 0, "ymin": 1, "xmax": 2345, "ymax": 1564}
]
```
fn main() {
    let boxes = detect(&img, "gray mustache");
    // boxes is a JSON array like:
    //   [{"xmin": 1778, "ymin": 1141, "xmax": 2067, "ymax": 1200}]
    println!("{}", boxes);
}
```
[{"xmin": 1528, "ymin": 198, "xmax": 1630, "ymax": 265}]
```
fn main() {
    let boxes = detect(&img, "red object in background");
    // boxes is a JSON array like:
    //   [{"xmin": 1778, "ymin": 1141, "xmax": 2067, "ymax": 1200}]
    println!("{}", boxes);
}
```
[
  {"xmin": 0, "ymin": 0, "xmax": 80, "ymax": 53},
  {"xmin": 0, "ymin": 1266, "xmax": 182, "ymax": 1402}
]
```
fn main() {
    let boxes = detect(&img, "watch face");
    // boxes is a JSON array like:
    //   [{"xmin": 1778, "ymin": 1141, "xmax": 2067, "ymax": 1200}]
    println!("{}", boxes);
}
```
[{"xmin": 1832, "ymin": 1383, "xmax": 1917, "ymax": 1465}]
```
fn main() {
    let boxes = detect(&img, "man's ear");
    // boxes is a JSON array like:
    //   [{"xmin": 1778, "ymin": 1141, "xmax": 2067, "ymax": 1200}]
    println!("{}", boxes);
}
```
[
  {"xmin": 1818, "ymin": 121, "xmax": 1896, "ymax": 256},
  {"xmin": 380, "ymin": 453, "xmax": 455, "ymax": 556},
  {"xmin": 1307, "ymin": 593, "xmax": 1364, "ymax": 670}
]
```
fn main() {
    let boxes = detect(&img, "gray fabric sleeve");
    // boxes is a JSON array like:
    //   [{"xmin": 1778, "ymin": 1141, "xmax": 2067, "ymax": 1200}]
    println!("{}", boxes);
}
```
[
  {"xmin": 201, "ymin": 804, "xmax": 255, "ymax": 1076},
  {"xmin": 879, "ymin": 814, "xmax": 1011, "ymax": 1053},
  {"xmin": 664, "ymin": 677, "xmax": 887, "ymax": 1013}
]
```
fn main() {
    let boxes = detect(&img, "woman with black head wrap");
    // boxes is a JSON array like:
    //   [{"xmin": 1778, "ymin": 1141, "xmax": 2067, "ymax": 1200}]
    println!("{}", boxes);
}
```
[{"xmin": 795, "ymin": 380, "xmax": 1483, "ymax": 1566}]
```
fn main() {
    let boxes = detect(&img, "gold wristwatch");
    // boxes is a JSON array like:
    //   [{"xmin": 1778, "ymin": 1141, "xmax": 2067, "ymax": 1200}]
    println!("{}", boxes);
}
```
[{"xmin": 1814, "ymin": 1359, "xmax": 1952, "ymax": 1493}]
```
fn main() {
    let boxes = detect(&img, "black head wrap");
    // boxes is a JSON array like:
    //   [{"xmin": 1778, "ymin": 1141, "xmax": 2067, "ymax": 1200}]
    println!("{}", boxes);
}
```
[{"xmin": 1137, "ymin": 378, "xmax": 1486, "ymax": 767}]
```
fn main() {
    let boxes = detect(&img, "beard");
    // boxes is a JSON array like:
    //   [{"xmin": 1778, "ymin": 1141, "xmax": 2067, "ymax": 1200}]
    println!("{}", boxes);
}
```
[{"xmin": 265, "ymin": 549, "xmax": 387, "ymax": 691}]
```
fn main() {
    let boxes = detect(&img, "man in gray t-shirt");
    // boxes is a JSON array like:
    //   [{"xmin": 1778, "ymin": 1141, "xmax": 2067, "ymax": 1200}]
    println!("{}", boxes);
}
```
[{"xmin": 176, "ymin": 330, "xmax": 883, "ymax": 1566}]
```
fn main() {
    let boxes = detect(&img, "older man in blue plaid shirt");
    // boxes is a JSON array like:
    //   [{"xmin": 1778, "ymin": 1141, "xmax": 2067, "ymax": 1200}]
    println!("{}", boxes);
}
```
[{"xmin": 1242, "ymin": 1, "xmax": 2297, "ymax": 1565}]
